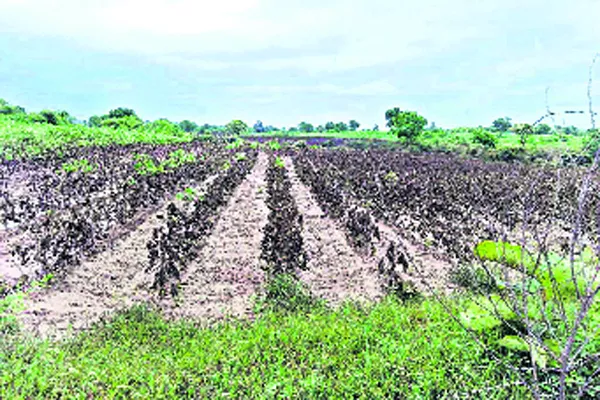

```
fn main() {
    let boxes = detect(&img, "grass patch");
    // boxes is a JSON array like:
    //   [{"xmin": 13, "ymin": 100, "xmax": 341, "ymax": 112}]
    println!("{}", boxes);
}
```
[{"xmin": 0, "ymin": 297, "xmax": 527, "ymax": 399}]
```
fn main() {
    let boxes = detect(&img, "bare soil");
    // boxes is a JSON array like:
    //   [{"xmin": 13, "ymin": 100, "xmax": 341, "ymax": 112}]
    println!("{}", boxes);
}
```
[
  {"xmin": 17, "ymin": 175, "xmax": 219, "ymax": 337},
  {"xmin": 285, "ymin": 156, "xmax": 455, "ymax": 301},
  {"xmin": 158, "ymin": 152, "xmax": 270, "ymax": 322},
  {"xmin": 283, "ymin": 157, "xmax": 384, "ymax": 305}
]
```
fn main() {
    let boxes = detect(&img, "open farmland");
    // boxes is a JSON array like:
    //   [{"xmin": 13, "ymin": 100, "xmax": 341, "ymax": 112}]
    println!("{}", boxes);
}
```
[{"xmin": 1, "ymin": 139, "xmax": 599, "ymax": 398}]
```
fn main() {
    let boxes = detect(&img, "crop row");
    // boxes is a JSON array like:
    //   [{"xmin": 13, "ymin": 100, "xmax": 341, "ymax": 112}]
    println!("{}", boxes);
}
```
[
  {"xmin": 4, "ymin": 143, "xmax": 233, "ymax": 280},
  {"xmin": 293, "ymin": 149, "xmax": 600, "ymax": 262},
  {"xmin": 260, "ymin": 156, "xmax": 307, "ymax": 275},
  {"xmin": 147, "ymin": 151, "xmax": 258, "ymax": 296}
]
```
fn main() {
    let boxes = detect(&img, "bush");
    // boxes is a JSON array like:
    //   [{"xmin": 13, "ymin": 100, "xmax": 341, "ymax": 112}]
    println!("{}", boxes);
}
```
[{"xmin": 472, "ymin": 128, "xmax": 498, "ymax": 148}]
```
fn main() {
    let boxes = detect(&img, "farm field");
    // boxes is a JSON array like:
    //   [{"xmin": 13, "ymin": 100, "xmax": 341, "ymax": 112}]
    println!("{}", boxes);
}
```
[{"xmin": 1, "ymin": 136, "xmax": 599, "ymax": 398}]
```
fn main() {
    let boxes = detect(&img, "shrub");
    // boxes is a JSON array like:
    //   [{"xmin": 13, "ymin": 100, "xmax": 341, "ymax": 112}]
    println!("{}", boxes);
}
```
[{"xmin": 472, "ymin": 128, "xmax": 498, "ymax": 148}]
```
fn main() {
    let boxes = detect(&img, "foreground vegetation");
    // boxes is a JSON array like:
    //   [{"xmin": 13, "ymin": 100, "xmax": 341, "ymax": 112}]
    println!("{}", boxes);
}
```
[{"xmin": 1, "ymin": 293, "xmax": 526, "ymax": 399}]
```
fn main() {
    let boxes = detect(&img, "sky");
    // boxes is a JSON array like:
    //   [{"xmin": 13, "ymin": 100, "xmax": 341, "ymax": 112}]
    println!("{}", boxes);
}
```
[{"xmin": 0, "ymin": 0, "xmax": 599, "ymax": 129}]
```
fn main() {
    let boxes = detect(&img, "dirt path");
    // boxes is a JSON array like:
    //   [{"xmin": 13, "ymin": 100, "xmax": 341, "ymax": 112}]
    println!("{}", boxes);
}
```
[
  {"xmin": 283, "ymin": 157, "xmax": 384, "ymax": 305},
  {"xmin": 161, "ymin": 152, "xmax": 269, "ymax": 322},
  {"xmin": 18, "ymin": 175, "xmax": 218, "ymax": 337}
]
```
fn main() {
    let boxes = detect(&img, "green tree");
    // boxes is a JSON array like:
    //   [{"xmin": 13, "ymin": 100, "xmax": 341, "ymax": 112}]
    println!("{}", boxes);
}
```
[
  {"xmin": 492, "ymin": 117, "xmax": 512, "ymax": 133},
  {"xmin": 88, "ymin": 115, "xmax": 103, "ymax": 127},
  {"xmin": 349, "ymin": 120, "xmax": 360, "ymax": 131},
  {"xmin": 533, "ymin": 123, "xmax": 552, "ymax": 135},
  {"xmin": 39, "ymin": 110, "xmax": 60, "ymax": 125},
  {"xmin": 179, "ymin": 120, "xmax": 199, "ymax": 133},
  {"xmin": 386, "ymin": 108, "xmax": 428, "ymax": 142},
  {"xmin": 385, "ymin": 107, "xmax": 401, "ymax": 128},
  {"xmin": 512, "ymin": 123, "xmax": 533, "ymax": 148},
  {"xmin": 107, "ymin": 107, "xmax": 138, "ymax": 119},
  {"xmin": 298, "ymin": 122, "xmax": 314, "ymax": 133},
  {"xmin": 334, "ymin": 122, "xmax": 348, "ymax": 132},
  {"xmin": 325, "ymin": 121, "xmax": 335, "ymax": 131},
  {"xmin": 0, "ymin": 99, "xmax": 26, "ymax": 115},
  {"xmin": 373, "ymin": 124, "xmax": 379, "ymax": 131},
  {"xmin": 226, "ymin": 119, "xmax": 248, "ymax": 136},
  {"xmin": 563, "ymin": 125, "xmax": 579, "ymax": 135},
  {"xmin": 102, "ymin": 115, "xmax": 144, "ymax": 130}
]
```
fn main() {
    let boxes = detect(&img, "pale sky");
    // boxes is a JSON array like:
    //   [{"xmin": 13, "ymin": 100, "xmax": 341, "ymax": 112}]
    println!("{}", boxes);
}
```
[{"xmin": 0, "ymin": 0, "xmax": 599, "ymax": 129}]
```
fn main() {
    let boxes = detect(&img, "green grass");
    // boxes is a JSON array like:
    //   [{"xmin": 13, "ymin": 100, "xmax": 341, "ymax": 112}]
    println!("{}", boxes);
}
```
[
  {"xmin": 0, "ymin": 116, "xmax": 209, "ymax": 159},
  {"xmin": 0, "ymin": 295, "xmax": 528, "ymax": 399},
  {"xmin": 242, "ymin": 128, "xmax": 589, "ymax": 157}
]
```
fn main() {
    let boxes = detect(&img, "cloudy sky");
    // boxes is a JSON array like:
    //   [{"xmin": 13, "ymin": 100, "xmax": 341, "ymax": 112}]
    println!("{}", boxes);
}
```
[{"xmin": 0, "ymin": 0, "xmax": 598, "ymax": 129}]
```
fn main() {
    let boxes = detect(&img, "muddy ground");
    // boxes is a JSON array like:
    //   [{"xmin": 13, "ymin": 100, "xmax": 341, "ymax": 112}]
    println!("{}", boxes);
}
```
[{"xmin": 7, "ymin": 152, "xmax": 454, "ymax": 338}]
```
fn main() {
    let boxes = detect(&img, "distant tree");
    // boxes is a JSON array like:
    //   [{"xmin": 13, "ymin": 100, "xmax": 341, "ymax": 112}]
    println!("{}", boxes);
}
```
[
  {"xmin": 325, "ymin": 121, "xmax": 335, "ymax": 131},
  {"xmin": 179, "ymin": 120, "xmax": 199, "ymax": 133},
  {"xmin": 0, "ymin": 99, "xmax": 26, "ymax": 115},
  {"xmin": 107, "ymin": 107, "xmax": 138, "ymax": 119},
  {"xmin": 298, "ymin": 121, "xmax": 314, "ymax": 133},
  {"xmin": 492, "ymin": 117, "xmax": 512, "ymax": 133},
  {"xmin": 349, "ymin": 120, "xmax": 360, "ymax": 131},
  {"xmin": 56, "ymin": 110, "xmax": 74, "ymax": 124},
  {"xmin": 512, "ymin": 123, "xmax": 533, "ymax": 148},
  {"xmin": 428, "ymin": 121, "xmax": 437, "ymax": 130},
  {"xmin": 39, "ymin": 110, "xmax": 59, "ymax": 125},
  {"xmin": 334, "ymin": 122, "xmax": 348, "ymax": 131},
  {"xmin": 253, "ymin": 120, "xmax": 266, "ymax": 133},
  {"xmin": 225, "ymin": 119, "xmax": 248, "ymax": 136},
  {"xmin": 385, "ymin": 107, "xmax": 401, "ymax": 128},
  {"xmin": 563, "ymin": 125, "xmax": 579, "ymax": 135},
  {"xmin": 386, "ymin": 108, "xmax": 427, "ymax": 142},
  {"xmin": 288, "ymin": 127, "xmax": 298, "ymax": 132},
  {"xmin": 373, "ymin": 124, "xmax": 379, "ymax": 131},
  {"xmin": 88, "ymin": 115, "xmax": 103, "ymax": 127},
  {"xmin": 102, "ymin": 115, "xmax": 144, "ymax": 130},
  {"xmin": 316, "ymin": 125, "xmax": 325, "ymax": 132},
  {"xmin": 533, "ymin": 123, "xmax": 552, "ymax": 135}
]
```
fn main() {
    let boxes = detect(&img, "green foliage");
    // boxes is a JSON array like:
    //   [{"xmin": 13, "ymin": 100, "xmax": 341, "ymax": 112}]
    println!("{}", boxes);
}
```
[
  {"xmin": 162, "ymin": 149, "xmax": 197, "ymax": 169},
  {"xmin": 225, "ymin": 138, "xmax": 246, "ymax": 150},
  {"xmin": 385, "ymin": 108, "xmax": 428, "ymax": 142},
  {"xmin": 235, "ymin": 151, "xmax": 247, "ymax": 161},
  {"xmin": 133, "ymin": 149, "xmax": 198, "ymax": 176},
  {"xmin": 179, "ymin": 120, "xmax": 199, "ymax": 133},
  {"xmin": 87, "ymin": 115, "xmax": 103, "ymax": 127},
  {"xmin": 267, "ymin": 140, "xmax": 282, "ymax": 150},
  {"xmin": 274, "ymin": 156, "xmax": 285, "ymax": 169},
  {"xmin": 491, "ymin": 117, "xmax": 512, "ymax": 133},
  {"xmin": 59, "ymin": 159, "xmax": 97, "ymax": 174},
  {"xmin": 147, "ymin": 119, "xmax": 182, "ymax": 137},
  {"xmin": 472, "ymin": 128, "xmax": 499, "ymax": 148},
  {"xmin": 133, "ymin": 154, "xmax": 164, "ymax": 176},
  {"xmin": 107, "ymin": 107, "xmax": 138, "ymax": 119},
  {"xmin": 101, "ymin": 115, "xmax": 143, "ymax": 130},
  {"xmin": 474, "ymin": 240, "xmax": 596, "ymax": 300},
  {"xmin": 349, "ymin": 120, "xmax": 360, "ymax": 131},
  {"xmin": 534, "ymin": 123, "xmax": 552, "ymax": 135},
  {"xmin": 257, "ymin": 274, "xmax": 322, "ymax": 313},
  {"xmin": 0, "ymin": 99, "xmax": 26, "ymax": 115},
  {"xmin": 512, "ymin": 123, "xmax": 534, "ymax": 148},
  {"xmin": 298, "ymin": 121, "xmax": 314, "ymax": 133},
  {"xmin": 175, "ymin": 187, "xmax": 202, "ymax": 202},
  {"xmin": 383, "ymin": 170, "xmax": 398, "ymax": 184},
  {"xmin": 225, "ymin": 119, "xmax": 248, "ymax": 136},
  {"xmin": 0, "ymin": 298, "xmax": 525, "ymax": 398}
]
